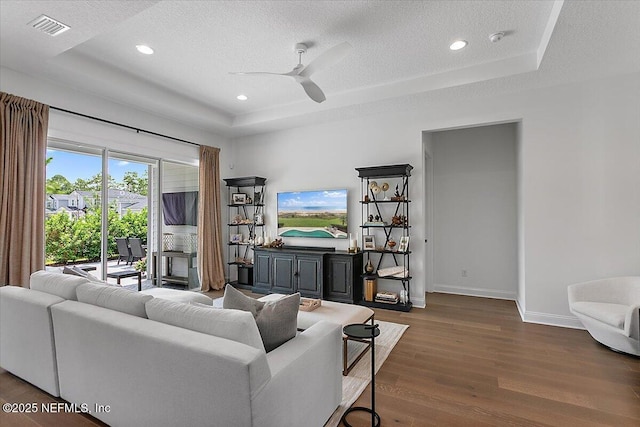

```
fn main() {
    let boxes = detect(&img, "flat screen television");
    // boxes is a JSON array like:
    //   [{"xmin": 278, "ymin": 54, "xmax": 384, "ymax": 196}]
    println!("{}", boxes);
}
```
[
  {"xmin": 277, "ymin": 189, "xmax": 347, "ymax": 239},
  {"xmin": 162, "ymin": 191, "xmax": 198, "ymax": 226}
]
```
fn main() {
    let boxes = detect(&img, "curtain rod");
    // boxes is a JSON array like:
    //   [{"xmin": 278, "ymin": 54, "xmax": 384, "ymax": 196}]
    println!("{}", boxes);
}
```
[{"xmin": 50, "ymin": 106, "xmax": 200, "ymax": 147}]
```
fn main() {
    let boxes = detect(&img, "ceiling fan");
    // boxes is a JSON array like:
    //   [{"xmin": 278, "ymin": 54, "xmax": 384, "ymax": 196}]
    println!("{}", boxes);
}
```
[{"xmin": 230, "ymin": 42, "xmax": 352, "ymax": 103}]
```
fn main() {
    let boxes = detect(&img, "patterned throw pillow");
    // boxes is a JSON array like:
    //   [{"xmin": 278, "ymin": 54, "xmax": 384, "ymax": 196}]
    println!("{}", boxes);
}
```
[{"xmin": 222, "ymin": 284, "xmax": 300, "ymax": 352}]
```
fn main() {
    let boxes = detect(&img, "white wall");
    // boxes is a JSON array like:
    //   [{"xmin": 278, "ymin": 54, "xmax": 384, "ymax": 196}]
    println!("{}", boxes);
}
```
[
  {"xmin": 232, "ymin": 72, "xmax": 640, "ymax": 322},
  {"xmin": 432, "ymin": 123, "xmax": 518, "ymax": 300}
]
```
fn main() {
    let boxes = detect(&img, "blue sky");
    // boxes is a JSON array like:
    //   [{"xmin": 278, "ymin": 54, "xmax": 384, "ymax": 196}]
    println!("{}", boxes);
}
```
[
  {"xmin": 46, "ymin": 149, "xmax": 147, "ymax": 183},
  {"xmin": 277, "ymin": 189, "xmax": 347, "ymax": 212}
]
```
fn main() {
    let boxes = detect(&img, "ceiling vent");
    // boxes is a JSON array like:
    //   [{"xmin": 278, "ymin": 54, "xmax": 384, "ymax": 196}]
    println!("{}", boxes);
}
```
[{"xmin": 28, "ymin": 15, "xmax": 70, "ymax": 37}]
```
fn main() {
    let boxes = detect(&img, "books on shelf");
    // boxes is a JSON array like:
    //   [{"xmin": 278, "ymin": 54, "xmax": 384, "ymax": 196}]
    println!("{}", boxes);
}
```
[{"xmin": 375, "ymin": 291, "xmax": 398, "ymax": 304}]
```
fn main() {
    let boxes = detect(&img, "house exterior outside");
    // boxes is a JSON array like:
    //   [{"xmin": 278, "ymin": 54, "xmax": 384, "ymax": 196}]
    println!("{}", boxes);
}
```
[{"xmin": 46, "ymin": 189, "xmax": 147, "ymax": 218}]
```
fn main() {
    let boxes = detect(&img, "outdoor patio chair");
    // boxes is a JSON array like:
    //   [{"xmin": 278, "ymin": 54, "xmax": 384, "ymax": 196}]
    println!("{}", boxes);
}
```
[
  {"xmin": 115, "ymin": 237, "xmax": 132, "ymax": 265},
  {"xmin": 129, "ymin": 238, "xmax": 147, "ymax": 264}
]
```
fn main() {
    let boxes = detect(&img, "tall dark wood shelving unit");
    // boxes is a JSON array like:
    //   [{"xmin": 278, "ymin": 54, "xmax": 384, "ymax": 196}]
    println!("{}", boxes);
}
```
[
  {"xmin": 224, "ymin": 176, "xmax": 266, "ymax": 290},
  {"xmin": 356, "ymin": 164, "xmax": 413, "ymax": 312}
]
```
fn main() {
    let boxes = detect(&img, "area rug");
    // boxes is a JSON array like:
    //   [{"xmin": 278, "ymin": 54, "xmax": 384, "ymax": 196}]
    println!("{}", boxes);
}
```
[{"xmin": 324, "ymin": 320, "xmax": 409, "ymax": 427}]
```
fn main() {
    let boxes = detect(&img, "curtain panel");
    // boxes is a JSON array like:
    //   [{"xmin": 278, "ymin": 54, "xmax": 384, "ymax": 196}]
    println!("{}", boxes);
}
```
[
  {"xmin": 0, "ymin": 92, "xmax": 49, "ymax": 287},
  {"xmin": 197, "ymin": 145, "xmax": 225, "ymax": 291}
]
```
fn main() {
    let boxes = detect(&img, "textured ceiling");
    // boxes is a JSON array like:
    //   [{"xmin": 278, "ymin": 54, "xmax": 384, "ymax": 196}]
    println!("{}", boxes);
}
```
[{"xmin": 1, "ymin": 1, "xmax": 639, "ymax": 136}]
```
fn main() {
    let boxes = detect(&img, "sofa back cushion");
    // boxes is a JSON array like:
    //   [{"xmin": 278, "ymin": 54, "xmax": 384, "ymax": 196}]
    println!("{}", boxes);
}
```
[
  {"xmin": 223, "ymin": 284, "xmax": 300, "ymax": 352},
  {"xmin": 145, "ymin": 298, "xmax": 265, "ymax": 352},
  {"xmin": 30, "ymin": 270, "xmax": 89, "ymax": 300},
  {"xmin": 76, "ymin": 283, "xmax": 152, "ymax": 318}
]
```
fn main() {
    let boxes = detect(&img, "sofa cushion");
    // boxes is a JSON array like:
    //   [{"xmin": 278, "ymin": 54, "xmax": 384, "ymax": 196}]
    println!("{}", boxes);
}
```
[
  {"xmin": 141, "ymin": 288, "xmax": 213, "ymax": 305},
  {"xmin": 76, "ymin": 282, "xmax": 152, "ymax": 318},
  {"xmin": 30, "ymin": 270, "xmax": 89, "ymax": 300},
  {"xmin": 571, "ymin": 301, "xmax": 628, "ymax": 329},
  {"xmin": 223, "ymin": 284, "xmax": 300, "ymax": 352},
  {"xmin": 145, "ymin": 298, "xmax": 265, "ymax": 351}
]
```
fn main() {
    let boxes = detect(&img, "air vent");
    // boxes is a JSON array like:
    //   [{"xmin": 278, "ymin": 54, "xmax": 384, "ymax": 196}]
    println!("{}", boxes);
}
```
[{"xmin": 28, "ymin": 14, "xmax": 70, "ymax": 37}]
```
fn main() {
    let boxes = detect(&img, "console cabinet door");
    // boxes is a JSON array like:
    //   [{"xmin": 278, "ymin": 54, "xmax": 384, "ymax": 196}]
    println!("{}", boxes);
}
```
[
  {"xmin": 325, "ymin": 253, "xmax": 363, "ymax": 303},
  {"xmin": 271, "ymin": 253, "xmax": 295, "ymax": 294},
  {"xmin": 296, "ymin": 254, "xmax": 323, "ymax": 298},
  {"xmin": 252, "ymin": 250, "xmax": 271, "ymax": 293}
]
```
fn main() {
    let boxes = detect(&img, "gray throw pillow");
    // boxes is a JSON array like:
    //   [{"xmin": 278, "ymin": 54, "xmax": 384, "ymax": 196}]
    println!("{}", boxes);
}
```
[{"xmin": 222, "ymin": 284, "xmax": 300, "ymax": 352}]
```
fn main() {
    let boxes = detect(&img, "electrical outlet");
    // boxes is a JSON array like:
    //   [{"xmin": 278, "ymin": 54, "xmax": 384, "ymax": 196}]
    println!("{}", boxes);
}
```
[{"xmin": 461, "ymin": 269, "xmax": 467, "ymax": 277}]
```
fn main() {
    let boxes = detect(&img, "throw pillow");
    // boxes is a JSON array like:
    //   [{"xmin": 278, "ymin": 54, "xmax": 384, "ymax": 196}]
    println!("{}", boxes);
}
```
[{"xmin": 222, "ymin": 284, "xmax": 300, "ymax": 352}]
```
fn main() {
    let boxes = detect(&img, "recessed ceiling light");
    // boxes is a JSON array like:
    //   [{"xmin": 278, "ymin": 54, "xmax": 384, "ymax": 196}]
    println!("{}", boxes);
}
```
[
  {"xmin": 136, "ymin": 44, "xmax": 154, "ymax": 55},
  {"xmin": 449, "ymin": 40, "xmax": 468, "ymax": 51},
  {"xmin": 237, "ymin": 94, "xmax": 248, "ymax": 101}
]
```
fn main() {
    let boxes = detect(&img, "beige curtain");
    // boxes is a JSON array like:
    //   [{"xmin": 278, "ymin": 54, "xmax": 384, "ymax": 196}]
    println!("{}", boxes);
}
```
[
  {"xmin": 198, "ymin": 145, "xmax": 225, "ymax": 291},
  {"xmin": 0, "ymin": 93, "xmax": 49, "ymax": 287}
]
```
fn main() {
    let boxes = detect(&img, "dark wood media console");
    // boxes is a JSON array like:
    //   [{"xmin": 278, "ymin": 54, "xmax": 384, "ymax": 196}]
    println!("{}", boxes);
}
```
[{"xmin": 253, "ymin": 246, "xmax": 363, "ymax": 304}]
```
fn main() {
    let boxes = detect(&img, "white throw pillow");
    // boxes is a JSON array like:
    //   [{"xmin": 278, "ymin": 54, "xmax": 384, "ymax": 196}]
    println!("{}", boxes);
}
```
[{"xmin": 146, "ymin": 297, "xmax": 265, "ymax": 351}]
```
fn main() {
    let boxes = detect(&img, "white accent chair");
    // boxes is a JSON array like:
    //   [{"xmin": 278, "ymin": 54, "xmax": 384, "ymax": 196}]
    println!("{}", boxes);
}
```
[{"xmin": 568, "ymin": 277, "xmax": 640, "ymax": 356}]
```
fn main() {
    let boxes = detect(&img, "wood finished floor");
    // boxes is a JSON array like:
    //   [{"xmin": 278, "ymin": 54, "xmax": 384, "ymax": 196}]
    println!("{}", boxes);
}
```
[{"xmin": 1, "ymin": 292, "xmax": 638, "ymax": 426}]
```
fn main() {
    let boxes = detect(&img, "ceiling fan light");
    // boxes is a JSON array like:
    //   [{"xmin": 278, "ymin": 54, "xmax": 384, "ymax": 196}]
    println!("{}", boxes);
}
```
[
  {"xmin": 449, "ymin": 40, "xmax": 467, "ymax": 51},
  {"xmin": 236, "ymin": 94, "xmax": 248, "ymax": 101},
  {"xmin": 136, "ymin": 44, "xmax": 154, "ymax": 55}
]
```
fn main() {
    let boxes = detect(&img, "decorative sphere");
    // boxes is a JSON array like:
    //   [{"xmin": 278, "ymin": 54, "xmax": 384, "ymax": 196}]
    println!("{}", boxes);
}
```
[
  {"xmin": 371, "ymin": 185, "xmax": 381, "ymax": 194},
  {"xmin": 369, "ymin": 181, "xmax": 378, "ymax": 190},
  {"xmin": 381, "ymin": 182, "xmax": 389, "ymax": 192}
]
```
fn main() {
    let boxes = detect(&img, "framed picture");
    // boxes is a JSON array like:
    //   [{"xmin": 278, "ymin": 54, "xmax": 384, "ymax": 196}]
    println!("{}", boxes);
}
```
[
  {"xmin": 363, "ymin": 235, "xmax": 376, "ymax": 250},
  {"xmin": 232, "ymin": 193, "xmax": 246, "ymax": 204},
  {"xmin": 254, "ymin": 213, "xmax": 264, "ymax": 225},
  {"xmin": 230, "ymin": 233, "xmax": 243, "ymax": 243},
  {"xmin": 398, "ymin": 236, "xmax": 410, "ymax": 252}
]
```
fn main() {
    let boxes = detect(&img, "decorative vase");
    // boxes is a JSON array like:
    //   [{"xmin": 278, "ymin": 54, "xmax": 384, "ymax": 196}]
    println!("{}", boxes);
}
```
[{"xmin": 365, "ymin": 259, "xmax": 375, "ymax": 274}]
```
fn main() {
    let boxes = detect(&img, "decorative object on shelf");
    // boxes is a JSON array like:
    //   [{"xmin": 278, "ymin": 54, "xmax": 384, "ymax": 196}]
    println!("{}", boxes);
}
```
[
  {"xmin": 375, "ymin": 291, "xmax": 399, "ymax": 304},
  {"xmin": 264, "ymin": 238, "xmax": 284, "ymax": 248},
  {"xmin": 162, "ymin": 233, "xmax": 175, "ymax": 251},
  {"xmin": 254, "ymin": 191, "xmax": 263, "ymax": 205},
  {"xmin": 377, "ymin": 265, "xmax": 408, "ymax": 278},
  {"xmin": 364, "ymin": 194, "xmax": 370, "ymax": 202},
  {"xmin": 391, "ymin": 184, "xmax": 405, "ymax": 201},
  {"xmin": 365, "ymin": 259, "xmax": 375, "ymax": 274},
  {"xmin": 230, "ymin": 233, "xmax": 243, "ymax": 243},
  {"xmin": 232, "ymin": 193, "xmax": 246, "ymax": 204},
  {"xmin": 399, "ymin": 289, "xmax": 408, "ymax": 304},
  {"xmin": 381, "ymin": 182, "xmax": 390, "ymax": 200},
  {"xmin": 387, "ymin": 238, "xmax": 396, "ymax": 250},
  {"xmin": 363, "ymin": 235, "xmax": 376, "ymax": 250},
  {"xmin": 371, "ymin": 184, "xmax": 381, "ymax": 199},
  {"xmin": 183, "ymin": 233, "xmax": 197, "ymax": 253},
  {"xmin": 254, "ymin": 213, "xmax": 264, "ymax": 225},
  {"xmin": 364, "ymin": 277, "xmax": 376, "ymax": 301},
  {"xmin": 398, "ymin": 236, "xmax": 410, "ymax": 252},
  {"xmin": 255, "ymin": 236, "xmax": 264, "ymax": 246}
]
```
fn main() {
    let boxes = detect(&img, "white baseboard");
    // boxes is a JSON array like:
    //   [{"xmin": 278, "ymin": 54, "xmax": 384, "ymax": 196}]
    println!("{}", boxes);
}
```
[
  {"xmin": 520, "ymin": 310, "xmax": 585, "ymax": 329},
  {"xmin": 411, "ymin": 295, "xmax": 426, "ymax": 308},
  {"xmin": 433, "ymin": 285, "xmax": 584, "ymax": 329},
  {"xmin": 434, "ymin": 284, "xmax": 516, "ymax": 300}
]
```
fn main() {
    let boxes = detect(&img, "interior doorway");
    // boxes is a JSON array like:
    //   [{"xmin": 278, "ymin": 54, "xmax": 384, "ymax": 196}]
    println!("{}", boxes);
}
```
[{"xmin": 423, "ymin": 122, "xmax": 519, "ymax": 300}]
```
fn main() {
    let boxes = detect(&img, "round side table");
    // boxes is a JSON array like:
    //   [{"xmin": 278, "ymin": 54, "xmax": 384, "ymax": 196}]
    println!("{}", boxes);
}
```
[{"xmin": 340, "ymin": 323, "xmax": 381, "ymax": 427}]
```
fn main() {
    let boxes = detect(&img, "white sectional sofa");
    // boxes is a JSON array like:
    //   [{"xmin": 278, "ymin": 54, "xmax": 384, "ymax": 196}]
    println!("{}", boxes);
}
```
[{"xmin": 0, "ymin": 271, "xmax": 342, "ymax": 427}]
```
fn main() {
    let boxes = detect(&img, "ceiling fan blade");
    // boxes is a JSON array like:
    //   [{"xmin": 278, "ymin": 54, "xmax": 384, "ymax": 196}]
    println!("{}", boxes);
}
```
[
  {"xmin": 299, "ymin": 78, "xmax": 326, "ymax": 103},
  {"xmin": 299, "ymin": 42, "xmax": 352, "ymax": 78},
  {"xmin": 229, "ymin": 71, "xmax": 292, "ymax": 76}
]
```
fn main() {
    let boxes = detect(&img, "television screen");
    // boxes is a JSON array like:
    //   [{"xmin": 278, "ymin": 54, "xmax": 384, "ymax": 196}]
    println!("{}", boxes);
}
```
[
  {"xmin": 162, "ymin": 191, "xmax": 198, "ymax": 226},
  {"xmin": 277, "ymin": 189, "xmax": 348, "ymax": 239}
]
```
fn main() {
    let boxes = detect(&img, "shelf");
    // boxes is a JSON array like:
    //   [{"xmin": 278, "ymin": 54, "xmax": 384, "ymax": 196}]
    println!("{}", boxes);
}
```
[
  {"xmin": 362, "ymin": 273, "xmax": 413, "ymax": 281},
  {"xmin": 227, "ymin": 262, "xmax": 254, "ymax": 267},
  {"xmin": 358, "ymin": 300, "xmax": 413, "ymax": 312},
  {"xmin": 228, "ymin": 223, "xmax": 264, "ymax": 226},
  {"xmin": 356, "ymin": 164, "xmax": 413, "ymax": 178},
  {"xmin": 360, "ymin": 199, "xmax": 410, "ymax": 204},
  {"xmin": 361, "ymin": 224, "xmax": 410, "ymax": 229},
  {"xmin": 228, "ymin": 203, "xmax": 264, "ymax": 208},
  {"xmin": 364, "ymin": 249, "xmax": 412, "ymax": 254},
  {"xmin": 223, "ymin": 176, "xmax": 267, "ymax": 187}
]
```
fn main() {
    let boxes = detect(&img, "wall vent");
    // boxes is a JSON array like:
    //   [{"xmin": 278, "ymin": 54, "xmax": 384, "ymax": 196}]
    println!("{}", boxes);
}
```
[{"xmin": 28, "ymin": 14, "xmax": 70, "ymax": 37}]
